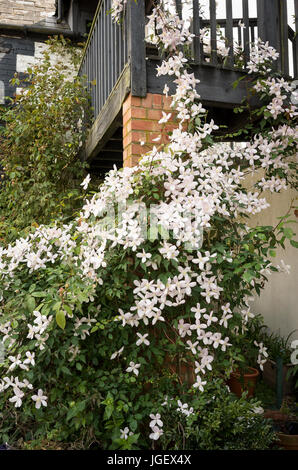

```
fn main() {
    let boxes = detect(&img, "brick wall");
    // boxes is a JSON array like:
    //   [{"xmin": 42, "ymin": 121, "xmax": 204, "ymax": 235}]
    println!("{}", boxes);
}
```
[
  {"xmin": 123, "ymin": 93, "xmax": 178, "ymax": 168},
  {"xmin": 0, "ymin": 0, "xmax": 56, "ymax": 26}
]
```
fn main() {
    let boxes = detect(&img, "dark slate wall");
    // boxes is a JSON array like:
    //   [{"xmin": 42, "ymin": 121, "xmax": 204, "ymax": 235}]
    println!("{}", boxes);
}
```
[{"xmin": 0, "ymin": 35, "xmax": 35, "ymax": 102}]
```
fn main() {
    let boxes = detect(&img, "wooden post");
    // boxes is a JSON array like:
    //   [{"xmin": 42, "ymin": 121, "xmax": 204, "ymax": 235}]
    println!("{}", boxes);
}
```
[
  {"xmin": 257, "ymin": 0, "xmax": 281, "ymax": 70},
  {"xmin": 225, "ymin": 0, "xmax": 234, "ymax": 68},
  {"xmin": 294, "ymin": 0, "xmax": 298, "ymax": 77},
  {"xmin": 71, "ymin": 0, "xmax": 79, "ymax": 34},
  {"xmin": 279, "ymin": 0, "xmax": 289, "ymax": 76},
  {"xmin": 192, "ymin": 0, "xmax": 203, "ymax": 64},
  {"xmin": 128, "ymin": 0, "xmax": 147, "ymax": 97}
]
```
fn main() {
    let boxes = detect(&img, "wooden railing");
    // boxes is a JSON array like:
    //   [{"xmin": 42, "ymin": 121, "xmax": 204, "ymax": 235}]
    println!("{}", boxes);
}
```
[
  {"xmin": 80, "ymin": 0, "xmax": 298, "ymax": 122},
  {"xmin": 190, "ymin": 0, "xmax": 297, "ymax": 75},
  {"xmin": 79, "ymin": 0, "xmax": 129, "ymax": 118}
]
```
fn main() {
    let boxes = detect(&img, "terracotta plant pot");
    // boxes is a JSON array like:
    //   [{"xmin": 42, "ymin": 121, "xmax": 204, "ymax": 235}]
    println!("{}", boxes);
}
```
[
  {"xmin": 276, "ymin": 432, "xmax": 298, "ymax": 450},
  {"xmin": 227, "ymin": 367, "xmax": 259, "ymax": 398},
  {"xmin": 264, "ymin": 410, "xmax": 298, "ymax": 450}
]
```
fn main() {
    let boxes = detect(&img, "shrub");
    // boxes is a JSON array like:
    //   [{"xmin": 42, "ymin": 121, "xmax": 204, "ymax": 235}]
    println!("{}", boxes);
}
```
[{"xmin": 0, "ymin": 37, "xmax": 92, "ymax": 244}]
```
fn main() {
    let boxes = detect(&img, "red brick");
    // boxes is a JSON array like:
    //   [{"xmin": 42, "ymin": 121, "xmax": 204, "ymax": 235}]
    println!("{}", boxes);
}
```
[
  {"xmin": 131, "ymin": 107, "xmax": 147, "ymax": 119},
  {"xmin": 122, "ymin": 95, "xmax": 132, "ymax": 115},
  {"xmin": 163, "ymin": 95, "xmax": 174, "ymax": 110},
  {"xmin": 130, "ymin": 131, "xmax": 147, "ymax": 143},
  {"xmin": 134, "ymin": 120, "xmax": 161, "ymax": 132},
  {"xmin": 141, "ymin": 93, "xmax": 153, "ymax": 108},
  {"xmin": 152, "ymin": 94, "xmax": 162, "ymax": 108},
  {"xmin": 123, "ymin": 110, "xmax": 131, "ymax": 126},
  {"xmin": 123, "ymin": 132, "xmax": 132, "ymax": 149},
  {"xmin": 147, "ymin": 109, "xmax": 163, "ymax": 120},
  {"xmin": 131, "ymin": 96, "xmax": 142, "ymax": 107},
  {"xmin": 147, "ymin": 132, "xmax": 163, "ymax": 144},
  {"xmin": 131, "ymin": 143, "xmax": 147, "ymax": 155}
]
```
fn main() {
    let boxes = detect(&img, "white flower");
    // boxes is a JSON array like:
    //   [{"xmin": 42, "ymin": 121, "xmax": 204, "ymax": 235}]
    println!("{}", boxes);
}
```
[
  {"xmin": 176, "ymin": 401, "xmax": 194, "ymax": 417},
  {"xmin": 193, "ymin": 376, "xmax": 207, "ymax": 392},
  {"xmin": 126, "ymin": 361, "xmax": 141, "ymax": 376},
  {"xmin": 24, "ymin": 351, "xmax": 35, "ymax": 366},
  {"xmin": 136, "ymin": 250, "xmax": 152, "ymax": 263},
  {"xmin": 120, "ymin": 427, "xmax": 133, "ymax": 439},
  {"xmin": 136, "ymin": 333, "xmax": 150, "ymax": 346},
  {"xmin": 186, "ymin": 340, "xmax": 198, "ymax": 354},
  {"xmin": 203, "ymin": 311, "xmax": 218, "ymax": 327},
  {"xmin": 253, "ymin": 406, "xmax": 264, "ymax": 414},
  {"xmin": 110, "ymin": 346, "xmax": 124, "ymax": 360},
  {"xmin": 149, "ymin": 413, "xmax": 163, "ymax": 428},
  {"xmin": 80, "ymin": 174, "xmax": 91, "ymax": 190},
  {"xmin": 9, "ymin": 387, "xmax": 24, "ymax": 408},
  {"xmin": 220, "ymin": 337, "xmax": 232, "ymax": 352},
  {"xmin": 8, "ymin": 354, "xmax": 22, "ymax": 371},
  {"xmin": 149, "ymin": 426, "xmax": 164, "ymax": 440},
  {"xmin": 158, "ymin": 111, "xmax": 172, "ymax": 124},
  {"xmin": 31, "ymin": 389, "xmax": 48, "ymax": 409}
]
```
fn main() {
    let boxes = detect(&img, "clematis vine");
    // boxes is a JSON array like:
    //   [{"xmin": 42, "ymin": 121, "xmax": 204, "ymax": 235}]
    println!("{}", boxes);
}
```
[{"xmin": 0, "ymin": 0, "xmax": 297, "ymax": 438}]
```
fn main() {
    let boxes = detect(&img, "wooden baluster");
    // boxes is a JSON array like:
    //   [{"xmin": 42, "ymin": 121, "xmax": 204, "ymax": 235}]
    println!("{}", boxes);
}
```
[
  {"xmin": 257, "ymin": 0, "xmax": 281, "ymax": 71},
  {"xmin": 294, "ymin": 0, "xmax": 298, "ymax": 77},
  {"xmin": 210, "ymin": 0, "xmax": 217, "ymax": 65},
  {"xmin": 250, "ymin": 23, "xmax": 255, "ymax": 45},
  {"xmin": 242, "ymin": 0, "xmax": 250, "ymax": 65},
  {"xmin": 192, "ymin": 0, "xmax": 203, "ymax": 64},
  {"xmin": 175, "ymin": 0, "xmax": 183, "ymax": 19},
  {"xmin": 237, "ymin": 25, "xmax": 242, "ymax": 48},
  {"xmin": 225, "ymin": 0, "xmax": 234, "ymax": 68},
  {"xmin": 280, "ymin": 0, "xmax": 289, "ymax": 76}
]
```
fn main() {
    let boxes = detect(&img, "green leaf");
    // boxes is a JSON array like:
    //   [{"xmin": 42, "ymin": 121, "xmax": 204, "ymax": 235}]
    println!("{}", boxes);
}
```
[
  {"xmin": 290, "ymin": 239, "xmax": 298, "ymax": 248},
  {"xmin": 283, "ymin": 227, "xmax": 294, "ymax": 239},
  {"xmin": 26, "ymin": 295, "xmax": 36, "ymax": 312},
  {"xmin": 243, "ymin": 271, "xmax": 254, "ymax": 283},
  {"xmin": 31, "ymin": 291, "xmax": 46, "ymax": 297},
  {"xmin": 56, "ymin": 310, "xmax": 66, "ymax": 330}
]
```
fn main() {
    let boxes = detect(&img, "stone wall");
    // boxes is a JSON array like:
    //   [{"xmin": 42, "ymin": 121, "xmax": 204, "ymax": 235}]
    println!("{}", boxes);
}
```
[{"xmin": 0, "ymin": 0, "xmax": 56, "ymax": 26}]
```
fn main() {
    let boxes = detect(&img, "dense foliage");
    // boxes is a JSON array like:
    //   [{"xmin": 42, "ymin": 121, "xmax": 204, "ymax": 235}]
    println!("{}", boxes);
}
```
[
  {"xmin": 0, "ymin": 38, "xmax": 92, "ymax": 244},
  {"xmin": 0, "ymin": 1, "xmax": 297, "ymax": 450}
]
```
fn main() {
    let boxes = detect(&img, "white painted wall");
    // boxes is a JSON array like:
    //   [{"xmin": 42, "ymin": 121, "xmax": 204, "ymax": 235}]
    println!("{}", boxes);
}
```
[{"xmin": 249, "ymin": 188, "xmax": 298, "ymax": 342}]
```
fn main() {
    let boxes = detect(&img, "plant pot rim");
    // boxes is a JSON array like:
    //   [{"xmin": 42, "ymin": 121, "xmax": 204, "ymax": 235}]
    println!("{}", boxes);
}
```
[
  {"xmin": 277, "ymin": 431, "xmax": 298, "ymax": 439},
  {"xmin": 264, "ymin": 409, "xmax": 298, "ymax": 423},
  {"xmin": 231, "ymin": 366, "xmax": 259, "ymax": 379}
]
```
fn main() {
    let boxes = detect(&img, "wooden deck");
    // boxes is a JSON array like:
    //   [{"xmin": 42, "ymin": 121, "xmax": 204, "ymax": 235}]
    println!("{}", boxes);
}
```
[{"xmin": 79, "ymin": 0, "xmax": 298, "ymax": 174}]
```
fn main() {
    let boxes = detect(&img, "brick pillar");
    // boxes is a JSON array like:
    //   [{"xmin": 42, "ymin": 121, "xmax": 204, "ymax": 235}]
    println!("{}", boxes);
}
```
[{"xmin": 122, "ymin": 92, "xmax": 178, "ymax": 168}]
